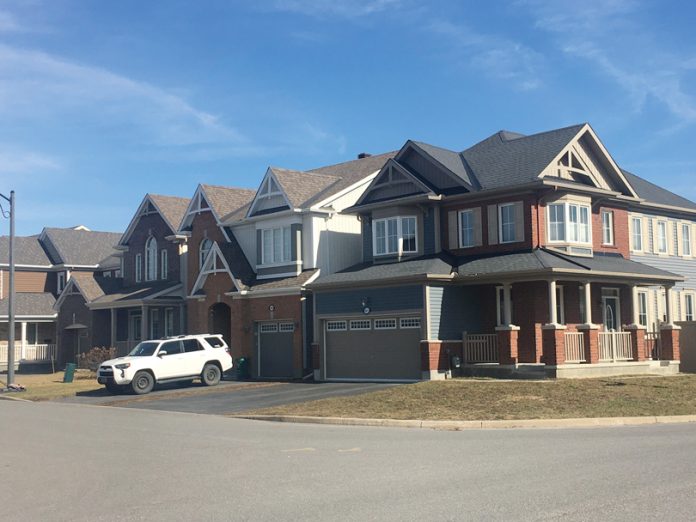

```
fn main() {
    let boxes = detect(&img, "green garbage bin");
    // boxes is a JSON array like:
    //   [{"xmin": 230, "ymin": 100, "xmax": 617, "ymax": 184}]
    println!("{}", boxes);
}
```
[
  {"xmin": 235, "ymin": 357, "xmax": 250, "ymax": 380},
  {"xmin": 63, "ymin": 363, "xmax": 77, "ymax": 383}
]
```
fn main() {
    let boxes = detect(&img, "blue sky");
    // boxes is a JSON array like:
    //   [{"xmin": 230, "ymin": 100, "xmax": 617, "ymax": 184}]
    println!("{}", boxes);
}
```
[{"xmin": 1, "ymin": 0, "xmax": 695, "ymax": 235}]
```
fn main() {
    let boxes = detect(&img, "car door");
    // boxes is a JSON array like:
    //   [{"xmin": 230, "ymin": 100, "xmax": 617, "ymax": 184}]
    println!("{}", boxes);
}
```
[
  {"xmin": 180, "ymin": 338, "xmax": 207, "ymax": 377},
  {"xmin": 155, "ymin": 340, "xmax": 185, "ymax": 379}
]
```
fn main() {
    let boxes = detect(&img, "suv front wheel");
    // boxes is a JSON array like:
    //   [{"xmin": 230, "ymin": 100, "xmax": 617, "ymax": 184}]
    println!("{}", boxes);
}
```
[
  {"xmin": 131, "ymin": 370, "xmax": 155, "ymax": 395},
  {"xmin": 201, "ymin": 363, "xmax": 221, "ymax": 386}
]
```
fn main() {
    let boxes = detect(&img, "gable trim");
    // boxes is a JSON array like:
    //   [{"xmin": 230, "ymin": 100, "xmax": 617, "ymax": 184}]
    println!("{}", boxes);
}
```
[
  {"xmin": 401, "ymin": 141, "xmax": 477, "ymax": 191},
  {"xmin": 53, "ymin": 277, "xmax": 84, "ymax": 310},
  {"xmin": 189, "ymin": 241, "xmax": 242, "ymax": 296},
  {"xmin": 119, "ymin": 194, "xmax": 176, "ymax": 247},
  {"xmin": 246, "ymin": 168, "xmax": 293, "ymax": 218},
  {"xmin": 178, "ymin": 185, "xmax": 232, "ymax": 242},
  {"xmin": 354, "ymin": 158, "xmax": 436, "ymax": 207}
]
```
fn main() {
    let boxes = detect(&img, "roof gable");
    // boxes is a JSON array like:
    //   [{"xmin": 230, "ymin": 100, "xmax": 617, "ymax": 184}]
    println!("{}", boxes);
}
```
[
  {"xmin": 189, "ymin": 241, "xmax": 243, "ymax": 295},
  {"xmin": 179, "ymin": 184, "xmax": 255, "ymax": 232},
  {"xmin": 355, "ymin": 159, "xmax": 435, "ymax": 206},
  {"xmin": 119, "ymin": 194, "xmax": 181, "ymax": 246},
  {"xmin": 246, "ymin": 168, "xmax": 294, "ymax": 217},
  {"xmin": 41, "ymin": 227, "xmax": 121, "ymax": 266}
]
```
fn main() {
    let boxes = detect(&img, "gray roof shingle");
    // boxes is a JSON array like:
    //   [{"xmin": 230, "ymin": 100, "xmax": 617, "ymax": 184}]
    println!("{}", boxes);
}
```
[
  {"xmin": 90, "ymin": 281, "xmax": 182, "ymax": 306},
  {"xmin": 621, "ymin": 169, "xmax": 696, "ymax": 211},
  {"xmin": 0, "ymin": 235, "xmax": 51, "ymax": 266},
  {"xmin": 0, "ymin": 293, "xmax": 56, "ymax": 317},
  {"xmin": 200, "ymin": 185, "xmax": 256, "ymax": 222},
  {"xmin": 42, "ymin": 228, "xmax": 122, "ymax": 266},
  {"xmin": 149, "ymin": 194, "xmax": 191, "ymax": 232}
]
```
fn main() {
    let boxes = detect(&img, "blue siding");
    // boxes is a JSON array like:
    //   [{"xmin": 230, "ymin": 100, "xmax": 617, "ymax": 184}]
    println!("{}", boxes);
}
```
[
  {"xmin": 428, "ymin": 285, "xmax": 483, "ymax": 340},
  {"xmin": 423, "ymin": 207, "xmax": 436, "ymax": 255},
  {"xmin": 316, "ymin": 285, "xmax": 423, "ymax": 315},
  {"xmin": 362, "ymin": 219, "xmax": 373, "ymax": 263}
]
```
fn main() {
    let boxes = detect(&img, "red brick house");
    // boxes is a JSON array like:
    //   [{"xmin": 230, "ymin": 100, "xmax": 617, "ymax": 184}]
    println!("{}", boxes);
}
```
[{"xmin": 310, "ymin": 124, "xmax": 684, "ymax": 380}]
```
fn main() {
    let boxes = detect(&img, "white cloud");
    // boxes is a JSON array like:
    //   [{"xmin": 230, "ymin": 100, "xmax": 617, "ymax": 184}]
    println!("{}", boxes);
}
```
[
  {"xmin": 428, "ymin": 20, "xmax": 544, "ymax": 90},
  {"xmin": 270, "ymin": 0, "xmax": 405, "ymax": 17}
]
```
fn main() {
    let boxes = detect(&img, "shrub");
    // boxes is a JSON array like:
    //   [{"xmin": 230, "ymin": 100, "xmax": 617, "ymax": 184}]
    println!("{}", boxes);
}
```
[{"xmin": 77, "ymin": 347, "xmax": 116, "ymax": 371}]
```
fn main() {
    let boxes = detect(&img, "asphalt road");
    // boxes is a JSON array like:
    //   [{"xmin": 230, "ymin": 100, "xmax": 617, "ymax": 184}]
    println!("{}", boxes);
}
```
[
  {"xmin": 3, "ymin": 400, "xmax": 696, "ymax": 521},
  {"xmin": 64, "ymin": 381, "xmax": 396, "ymax": 413}
]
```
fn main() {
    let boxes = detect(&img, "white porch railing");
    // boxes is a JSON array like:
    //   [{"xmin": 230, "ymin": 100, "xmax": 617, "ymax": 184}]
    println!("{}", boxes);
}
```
[
  {"xmin": 564, "ymin": 332, "xmax": 586, "ymax": 363},
  {"xmin": 598, "ymin": 332, "xmax": 633, "ymax": 362},
  {"xmin": 645, "ymin": 331, "xmax": 661, "ymax": 360},
  {"xmin": 463, "ymin": 333, "xmax": 498, "ymax": 363},
  {"xmin": 0, "ymin": 342, "xmax": 57, "ymax": 362}
]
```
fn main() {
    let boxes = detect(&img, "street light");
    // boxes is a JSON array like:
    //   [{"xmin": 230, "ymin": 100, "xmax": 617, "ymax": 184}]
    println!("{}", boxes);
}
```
[{"xmin": 0, "ymin": 190, "xmax": 15, "ymax": 386}]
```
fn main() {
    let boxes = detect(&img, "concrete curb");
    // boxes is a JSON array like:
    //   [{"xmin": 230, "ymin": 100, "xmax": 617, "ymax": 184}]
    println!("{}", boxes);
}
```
[
  {"xmin": 0, "ymin": 394, "xmax": 32, "ymax": 402},
  {"xmin": 232, "ymin": 414, "xmax": 696, "ymax": 430}
]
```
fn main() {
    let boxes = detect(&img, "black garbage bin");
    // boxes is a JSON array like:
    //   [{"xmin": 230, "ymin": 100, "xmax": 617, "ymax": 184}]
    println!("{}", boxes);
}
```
[{"xmin": 236, "ymin": 357, "xmax": 250, "ymax": 380}]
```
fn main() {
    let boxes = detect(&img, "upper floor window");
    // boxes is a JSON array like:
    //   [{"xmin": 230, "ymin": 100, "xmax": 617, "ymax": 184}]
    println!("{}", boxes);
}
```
[
  {"xmin": 161, "ymin": 249, "xmax": 168, "ymax": 280},
  {"xmin": 499, "ymin": 204, "xmax": 516, "ymax": 244},
  {"xmin": 657, "ymin": 221, "xmax": 668, "ymax": 253},
  {"xmin": 632, "ymin": 217, "xmax": 643, "ymax": 252},
  {"xmin": 547, "ymin": 202, "xmax": 591, "ymax": 245},
  {"xmin": 261, "ymin": 227, "xmax": 291, "ymax": 265},
  {"xmin": 57, "ymin": 272, "xmax": 66, "ymax": 293},
  {"xmin": 135, "ymin": 254, "xmax": 142, "ymax": 283},
  {"xmin": 459, "ymin": 210, "xmax": 475, "ymax": 248},
  {"xmin": 602, "ymin": 211, "xmax": 614, "ymax": 245},
  {"xmin": 682, "ymin": 224, "xmax": 692, "ymax": 257},
  {"xmin": 373, "ymin": 216, "xmax": 417, "ymax": 256},
  {"xmin": 145, "ymin": 236, "xmax": 157, "ymax": 281},
  {"xmin": 199, "ymin": 238, "xmax": 213, "ymax": 269}
]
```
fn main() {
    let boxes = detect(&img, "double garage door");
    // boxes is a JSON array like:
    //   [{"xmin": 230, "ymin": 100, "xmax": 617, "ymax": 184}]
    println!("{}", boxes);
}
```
[
  {"xmin": 324, "ymin": 316, "xmax": 422, "ymax": 381},
  {"xmin": 258, "ymin": 322, "xmax": 295, "ymax": 378}
]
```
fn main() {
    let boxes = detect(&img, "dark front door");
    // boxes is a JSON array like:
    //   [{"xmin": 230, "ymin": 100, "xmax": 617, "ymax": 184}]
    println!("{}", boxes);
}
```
[{"xmin": 208, "ymin": 303, "xmax": 231, "ymax": 348}]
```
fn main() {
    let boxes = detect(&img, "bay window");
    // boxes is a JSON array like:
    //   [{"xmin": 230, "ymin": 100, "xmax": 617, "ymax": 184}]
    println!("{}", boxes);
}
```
[
  {"xmin": 373, "ymin": 216, "xmax": 417, "ymax": 256},
  {"xmin": 547, "ymin": 202, "xmax": 591, "ymax": 245},
  {"xmin": 548, "ymin": 204, "xmax": 565, "ymax": 241},
  {"xmin": 261, "ymin": 226, "xmax": 292, "ymax": 265}
]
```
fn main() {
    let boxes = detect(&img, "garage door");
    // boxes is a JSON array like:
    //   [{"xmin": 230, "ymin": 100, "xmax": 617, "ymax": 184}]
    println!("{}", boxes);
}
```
[
  {"xmin": 324, "ymin": 317, "xmax": 422, "ymax": 381},
  {"xmin": 258, "ymin": 322, "xmax": 295, "ymax": 378}
]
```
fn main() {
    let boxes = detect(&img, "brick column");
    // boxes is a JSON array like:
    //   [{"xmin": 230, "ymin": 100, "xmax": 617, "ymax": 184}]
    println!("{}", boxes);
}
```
[
  {"xmin": 577, "ymin": 324, "xmax": 599, "ymax": 363},
  {"xmin": 660, "ymin": 325, "xmax": 681, "ymax": 361},
  {"xmin": 495, "ymin": 325, "xmax": 520, "ymax": 365},
  {"xmin": 624, "ymin": 324, "xmax": 646, "ymax": 361},
  {"xmin": 542, "ymin": 325, "xmax": 566, "ymax": 365}
]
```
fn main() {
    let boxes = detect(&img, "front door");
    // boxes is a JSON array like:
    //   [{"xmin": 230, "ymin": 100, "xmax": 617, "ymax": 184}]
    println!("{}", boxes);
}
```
[{"xmin": 602, "ymin": 289, "xmax": 621, "ymax": 332}]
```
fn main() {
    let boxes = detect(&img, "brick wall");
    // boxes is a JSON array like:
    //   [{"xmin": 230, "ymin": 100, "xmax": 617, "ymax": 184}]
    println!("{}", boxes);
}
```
[
  {"xmin": 123, "ymin": 212, "xmax": 180, "ymax": 286},
  {"xmin": 187, "ymin": 210, "xmax": 227, "ymax": 295}
]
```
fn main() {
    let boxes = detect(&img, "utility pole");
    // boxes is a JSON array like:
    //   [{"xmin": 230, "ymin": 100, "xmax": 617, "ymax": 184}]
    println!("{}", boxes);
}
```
[{"xmin": 1, "ymin": 190, "xmax": 14, "ymax": 386}]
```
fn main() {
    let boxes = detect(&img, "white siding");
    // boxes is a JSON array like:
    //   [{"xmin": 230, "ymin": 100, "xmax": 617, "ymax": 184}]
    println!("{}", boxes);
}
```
[{"xmin": 234, "ymin": 223, "xmax": 257, "ymax": 269}]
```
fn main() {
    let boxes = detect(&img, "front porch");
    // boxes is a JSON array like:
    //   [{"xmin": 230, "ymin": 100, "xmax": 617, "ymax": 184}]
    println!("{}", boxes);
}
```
[{"xmin": 0, "ymin": 320, "xmax": 57, "ymax": 370}]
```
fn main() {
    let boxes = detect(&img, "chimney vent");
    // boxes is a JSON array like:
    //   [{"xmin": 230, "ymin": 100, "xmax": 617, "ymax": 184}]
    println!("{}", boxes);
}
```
[{"xmin": 357, "ymin": 152, "xmax": 371, "ymax": 159}]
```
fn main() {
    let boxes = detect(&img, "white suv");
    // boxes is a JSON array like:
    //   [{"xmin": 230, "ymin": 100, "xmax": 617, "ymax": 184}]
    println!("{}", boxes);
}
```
[{"xmin": 97, "ymin": 334, "xmax": 233, "ymax": 395}]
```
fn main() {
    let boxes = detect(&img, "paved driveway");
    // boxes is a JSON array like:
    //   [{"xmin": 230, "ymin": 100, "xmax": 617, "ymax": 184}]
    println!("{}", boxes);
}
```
[{"xmin": 62, "ymin": 380, "xmax": 396, "ymax": 414}]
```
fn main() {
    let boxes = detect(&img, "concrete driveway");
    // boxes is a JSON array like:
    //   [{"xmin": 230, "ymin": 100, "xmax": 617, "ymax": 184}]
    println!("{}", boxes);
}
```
[{"xmin": 62, "ymin": 380, "xmax": 396, "ymax": 415}]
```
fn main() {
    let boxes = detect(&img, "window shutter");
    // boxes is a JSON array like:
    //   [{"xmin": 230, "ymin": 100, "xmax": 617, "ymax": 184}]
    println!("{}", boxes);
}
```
[
  {"xmin": 472, "ymin": 207, "xmax": 483, "ymax": 246},
  {"xmin": 514, "ymin": 201, "xmax": 525, "ymax": 243},
  {"xmin": 628, "ymin": 216, "xmax": 634, "ymax": 251},
  {"xmin": 641, "ymin": 218, "xmax": 649, "ymax": 253},
  {"xmin": 448, "ymin": 211, "xmax": 458, "ymax": 249},
  {"xmin": 667, "ymin": 221, "xmax": 675, "ymax": 255},
  {"xmin": 676, "ymin": 223, "xmax": 683, "ymax": 257},
  {"xmin": 487, "ymin": 205, "xmax": 498, "ymax": 245}
]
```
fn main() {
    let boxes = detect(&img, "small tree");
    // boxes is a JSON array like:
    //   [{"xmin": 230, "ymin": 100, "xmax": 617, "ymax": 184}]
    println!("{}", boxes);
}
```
[{"xmin": 77, "ymin": 347, "xmax": 116, "ymax": 371}]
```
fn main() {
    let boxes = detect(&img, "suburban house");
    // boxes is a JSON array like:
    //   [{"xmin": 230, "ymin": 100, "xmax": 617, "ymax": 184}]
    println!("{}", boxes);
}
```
[
  {"xmin": 76, "ymin": 194, "xmax": 190, "ymax": 356},
  {"xmin": 182, "ymin": 153, "xmax": 394, "ymax": 379},
  {"xmin": 309, "ymin": 124, "xmax": 686, "ymax": 381},
  {"xmin": 1, "ymin": 226, "xmax": 121, "ymax": 369}
]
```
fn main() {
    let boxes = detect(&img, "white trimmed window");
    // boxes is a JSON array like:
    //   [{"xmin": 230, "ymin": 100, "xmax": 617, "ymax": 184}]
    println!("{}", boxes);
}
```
[
  {"xmin": 160, "ymin": 250, "xmax": 168, "ymax": 280},
  {"xmin": 326, "ymin": 320, "xmax": 347, "ymax": 331},
  {"xmin": 499, "ymin": 203, "xmax": 516, "ymax": 244},
  {"xmin": 350, "ymin": 319, "xmax": 371, "ymax": 330},
  {"xmin": 135, "ymin": 254, "xmax": 142, "ymax": 283},
  {"xmin": 374, "ymin": 318, "xmax": 397, "ymax": 330},
  {"xmin": 632, "ymin": 217, "xmax": 643, "ymax": 252},
  {"xmin": 547, "ymin": 202, "xmax": 591, "ymax": 245},
  {"xmin": 657, "ymin": 221, "xmax": 668, "ymax": 253},
  {"xmin": 145, "ymin": 236, "xmax": 157, "ymax": 281},
  {"xmin": 373, "ymin": 216, "xmax": 417, "ymax": 256},
  {"xmin": 459, "ymin": 210, "xmax": 475, "ymax": 248},
  {"xmin": 199, "ymin": 238, "xmax": 213, "ymax": 269},
  {"xmin": 682, "ymin": 224, "xmax": 692, "ymax": 257},
  {"xmin": 399, "ymin": 317, "xmax": 421, "ymax": 329},
  {"xmin": 261, "ymin": 226, "xmax": 292, "ymax": 265},
  {"xmin": 685, "ymin": 293, "xmax": 695, "ymax": 322},
  {"xmin": 602, "ymin": 211, "xmax": 614, "ymax": 245},
  {"xmin": 638, "ymin": 291, "xmax": 649, "ymax": 327}
]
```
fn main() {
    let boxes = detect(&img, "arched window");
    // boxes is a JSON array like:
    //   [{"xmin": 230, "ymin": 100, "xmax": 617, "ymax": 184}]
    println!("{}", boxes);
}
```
[
  {"xmin": 199, "ymin": 238, "xmax": 213, "ymax": 269},
  {"xmin": 145, "ymin": 236, "xmax": 157, "ymax": 281}
]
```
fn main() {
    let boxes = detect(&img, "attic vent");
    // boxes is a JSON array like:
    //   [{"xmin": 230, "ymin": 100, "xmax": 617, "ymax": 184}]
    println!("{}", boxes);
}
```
[{"xmin": 357, "ymin": 152, "xmax": 372, "ymax": 159}]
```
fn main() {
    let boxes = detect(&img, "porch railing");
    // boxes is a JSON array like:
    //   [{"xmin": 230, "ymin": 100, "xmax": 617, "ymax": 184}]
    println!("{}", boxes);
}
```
[
  {"xmin": 0, "ymin": 342, "xmax": 57, "ymax": 362},
  {"xmin": 598, "ymin": 332, "xmax": 632, "ymax": 362},
  {"xmin": 463, "ymin": 333, "xmax": 498, "ymax": 363},
  {"xmin": 564, "ymin": 332, "xmax": 586, "ymax": 363},
  {"xmin": 645, "ymin": 331, "xmax": 661, "ymax": 360}
]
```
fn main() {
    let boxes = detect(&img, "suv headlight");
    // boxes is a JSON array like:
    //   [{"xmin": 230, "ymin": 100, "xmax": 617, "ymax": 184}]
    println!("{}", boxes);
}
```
[{"xmin": 115, "ymin": 363, "xmax": 131, "ymax": 370}]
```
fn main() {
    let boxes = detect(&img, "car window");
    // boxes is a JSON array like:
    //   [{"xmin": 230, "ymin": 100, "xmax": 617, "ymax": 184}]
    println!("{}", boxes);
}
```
[
  {"xmin": 129, "ymin": 342, "xmax": 159, "ymax": 357},
  {"xmin": 159, "ymin": 340, "xmax": 182, "ymax": 356},
  {"xmin": 183, "ymin": 339, "xmax": 203, "ymax": 353},
  {"xmin": 205, "ymin": 336, "xmax": 225, "ymax": 348}
]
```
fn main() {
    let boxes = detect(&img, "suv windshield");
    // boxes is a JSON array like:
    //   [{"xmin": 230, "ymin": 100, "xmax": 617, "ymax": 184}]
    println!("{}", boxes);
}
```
[{"xmin": 128, "ymin": 342, "xmax": 159, "ymax": 357}]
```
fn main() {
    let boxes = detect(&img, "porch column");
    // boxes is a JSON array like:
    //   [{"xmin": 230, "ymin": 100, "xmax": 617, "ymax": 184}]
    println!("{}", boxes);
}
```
[
  {"xmin": 548, "ymin": 280, "xmax": 558, "ymax": 325},
  {"xmin": 660, "ymin": 285, "xmax": 681, "ymax": 360},
  {"xmin": 583, "ymin": 282, "xmax": 593, "ymax": 325},
  {"xmin": 495, "ymin": 283, "xmax": 519, "ymax": 365},
  {"xmin": 664, "ymin": 285, "xmax": 675, "ymax": 325},
  {"xmin": 141, "ymin": 305, "xmax": 148, "ymax": 341},
  {"xmin": 20, "ymin": 321, "xmax": 27, "ymax": 360},
  {"xmin": 110, "ymin": 309, "xmax": 117, "ymax": 348},
  {"xmin": 625, "ymin": 285, "xmax": 647, "ymax": 361}
]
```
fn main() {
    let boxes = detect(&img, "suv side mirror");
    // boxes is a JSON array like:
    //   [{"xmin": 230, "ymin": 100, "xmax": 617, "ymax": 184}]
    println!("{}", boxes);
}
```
[{"xmin": 157, "ymin": 350, "xmax": 167, "ymax": 357}]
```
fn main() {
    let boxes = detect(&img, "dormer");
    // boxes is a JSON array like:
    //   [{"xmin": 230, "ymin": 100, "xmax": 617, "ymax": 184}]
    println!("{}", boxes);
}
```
[{"xmin": 246, "ymin": 169, "xmax": 291, "ymax": 217}]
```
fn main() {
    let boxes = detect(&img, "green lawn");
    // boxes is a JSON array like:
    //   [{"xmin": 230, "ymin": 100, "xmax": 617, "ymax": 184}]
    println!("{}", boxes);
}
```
[{"xmin": 246, "ymin": 375, "xmax": 696, "ymax": 420}]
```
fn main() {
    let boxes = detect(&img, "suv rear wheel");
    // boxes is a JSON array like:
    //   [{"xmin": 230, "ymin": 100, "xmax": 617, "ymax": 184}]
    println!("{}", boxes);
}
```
[
  {"xmin": 131, "ymin": 370, "xmax": 155, "ymax": 395},
  {"xmin": 201, "ymin": 363, "xmax": 221, "ymax": 386}
]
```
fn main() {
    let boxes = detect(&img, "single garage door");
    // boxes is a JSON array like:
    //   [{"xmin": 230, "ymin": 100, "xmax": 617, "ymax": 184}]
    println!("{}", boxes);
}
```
[
  {"xmin": 258, "ymin": 322, "xmax": 295, "ymax": 378},
  {"xmin": 324, "ymin": 316, "xmax": 422, "ymax": 381}
]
